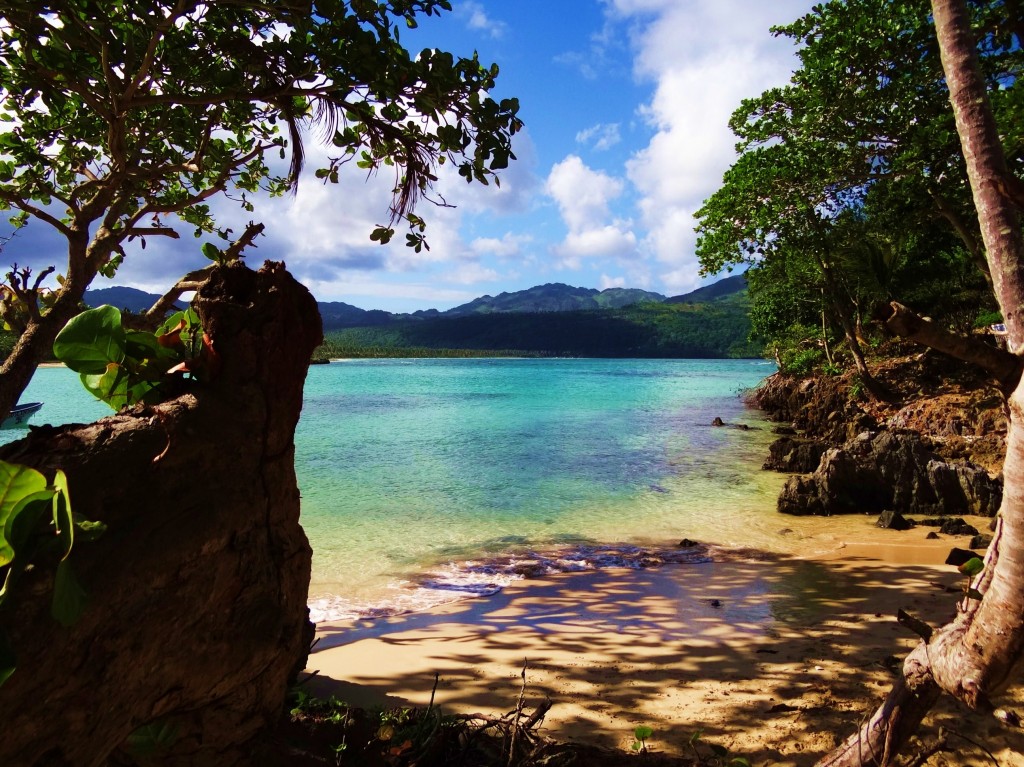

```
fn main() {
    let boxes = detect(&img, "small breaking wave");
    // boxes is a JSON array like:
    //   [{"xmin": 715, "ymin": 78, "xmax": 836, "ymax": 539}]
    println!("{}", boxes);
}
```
[{"xmin": 308, "ymin": 542, "xmax": 712, "ymax": 624}]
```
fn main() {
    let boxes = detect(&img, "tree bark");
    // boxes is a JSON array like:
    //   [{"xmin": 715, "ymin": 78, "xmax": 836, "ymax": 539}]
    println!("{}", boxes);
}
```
[
  {"xmin": 881, "ymin": 301, "xmax": 1022, "ymax": 389},
  {"xmin": 0, "ymin": 232, "xmax": 96, "ymax": 419},
  {"xmin": 821, "ymin": 1, "xmax": 1024, "ymax": 764},
  {"xmin": 0, "ymin": 261, "xmax": 321, "ymax": 766}
]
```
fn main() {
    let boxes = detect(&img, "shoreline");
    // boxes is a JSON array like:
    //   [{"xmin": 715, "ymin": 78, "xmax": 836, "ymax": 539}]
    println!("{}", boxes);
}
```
[{"xmin": 303, "ymin": 527, "xmax": 1023, "ymax": 766}]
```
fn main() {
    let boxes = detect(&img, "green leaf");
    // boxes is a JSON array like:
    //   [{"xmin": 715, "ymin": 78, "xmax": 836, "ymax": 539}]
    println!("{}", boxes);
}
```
[
  {"xmin": 634, "ymin": 725, "xmax": 653, "ymax": 741},
  {"xmin": 0, "ymin": 630, "xmax": 15, "ymax": 688},
  {"xmin": 125, "ymin": 720, "xmax": 180, "ymax": 757},
  {"xmin": 4, "ymin": 492, "xmax": 54, "ymax": 564},
  {"xmin": 958, "ymin": 557, "xmax": 984, "ymax": 577},
  {"xmin": 709, "ymin": 743, "xmax": 729, "ymax": 757},
  {"xmin": 52, "ymin": 560, "xmax": 87, "ymax": 627},
  {"xmin": 730, "ymin": 758, "xmax": 752, "ymax": 767},
  {"xmin": 0, "ymin": 461, "xmax": 48, "ymax": 565},
  {"xmin": 53, "ymin": 306, "xmax": 126, "ymax": 375},
  {"xmin": 200, "ymin": 242, "xmax": 221, "ymax": 262},
  {"xmin": 80, "ymin": 363, "xmax": 131, "ymax": 410},
  {"xmin": 52, "ymin": 469, "xmax": 73, "ymax": 560}
]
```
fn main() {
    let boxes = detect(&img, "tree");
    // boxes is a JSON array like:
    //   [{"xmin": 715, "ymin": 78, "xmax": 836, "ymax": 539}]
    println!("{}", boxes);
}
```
[
  {"xmin": 695, "ymin": 0, "xmax": 1020, "ymax": 391},
  {"xmin": 821, "ymin": 1, "xmax": 1024, "ymax": 763},
  {"xmin": 0, "ymin": 0, "xmax": 522, "ymax": 416}
]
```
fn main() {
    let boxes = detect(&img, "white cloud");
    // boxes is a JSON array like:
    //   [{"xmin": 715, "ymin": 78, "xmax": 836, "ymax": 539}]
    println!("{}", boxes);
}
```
[
  {"xmin": 545, "ymin": 155, "xmax": 638, "ymax": 267},
  {"xmin": 445, "ymin": 262, "xmax": 501, "ymax": 285},
  {"xmin": 600, "ymin": 274, "xmax": 626, "ymax": 289},
  {"xmin": 457, "ymin": 1, "xmax": 506, "ymax": 38},
  {"xmin": 575, "ymin": 123, "xmax": 622, "ymax": 151},
  {"xmin": 470, "ymin": 232, "xmax": 532, "ymax": 259},
  {"xmin": 611, "ymin": 0, "xmax": 810, "ymax": 290}
]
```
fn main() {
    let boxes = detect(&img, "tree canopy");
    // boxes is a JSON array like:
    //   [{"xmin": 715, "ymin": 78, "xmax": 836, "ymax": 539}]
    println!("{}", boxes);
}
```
[
  {"xmin": 694, "ymin": 0, "xmax": 1018, "ymax": 378},
  {"xmin": 0, "ymin": 0, "xmax": 522, "ymax": 415}
]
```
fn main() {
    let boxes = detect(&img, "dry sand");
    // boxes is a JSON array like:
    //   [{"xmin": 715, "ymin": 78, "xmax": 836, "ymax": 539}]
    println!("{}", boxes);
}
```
[{"xmin": 304, "ymin": 527, "xmax": 1024, "ymax": 766}]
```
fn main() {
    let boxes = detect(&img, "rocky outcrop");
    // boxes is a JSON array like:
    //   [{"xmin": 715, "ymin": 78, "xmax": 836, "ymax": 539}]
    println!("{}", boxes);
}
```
[
  {"xmin": 0, "ymin": 262, "xmax": 321, "ymax": 766},
  {"xmin": 763, "ymin": 436, "xmax": 827, "ymax": 473},
  {"xmin": 777, "ymin": 430, "xmax": 1001, "ymax": 517}
]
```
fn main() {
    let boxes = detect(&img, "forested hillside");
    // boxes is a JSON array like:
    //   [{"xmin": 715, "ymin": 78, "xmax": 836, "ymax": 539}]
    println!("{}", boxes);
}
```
[{"xmin": 320, "ymin": 290, "xmax": 756, "ymax": 358}]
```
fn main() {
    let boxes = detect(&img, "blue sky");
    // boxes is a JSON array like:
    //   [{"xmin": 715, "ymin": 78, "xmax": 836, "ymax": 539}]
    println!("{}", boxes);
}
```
[{"xmin": 7, "ymin": 0, "xmax": 815, "ymax": 312}]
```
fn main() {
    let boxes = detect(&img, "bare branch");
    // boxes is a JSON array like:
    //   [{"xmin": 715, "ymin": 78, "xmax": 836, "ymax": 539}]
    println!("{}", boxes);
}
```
[
  {"xmin": 0, "ymin": 194, "xmax": 73, "ymax": 237},
  {"xmin": 880, "ymin": 301, "xmax": 1022, "ymax": 390}
]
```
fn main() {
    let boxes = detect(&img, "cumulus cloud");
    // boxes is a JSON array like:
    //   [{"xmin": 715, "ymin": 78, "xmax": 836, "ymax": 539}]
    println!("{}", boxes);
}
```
[
  {"xmin": 456, "ymin": 1, "xmax": 506, "ymax": 38},
  {"xmin": 544, "ymin": 155, "xmax": 638, "ymax": 267},
  {"xmin": 445, "ymin": 261, "xmax": 501, "ymax": 285},
  {"xmin": 470, "ymin": 232, "xmax": 532, "ymax": 259},
  {"xmin": 610, "ymin": 0, "xmax": 810, "ymax": 293},
  {"xmin": 575, "ymin": 123, "xmax": 622, "ymax": 151},
  {"xmin": 600, "ymin": 274, "xmax": 626, "ymax": 289}
]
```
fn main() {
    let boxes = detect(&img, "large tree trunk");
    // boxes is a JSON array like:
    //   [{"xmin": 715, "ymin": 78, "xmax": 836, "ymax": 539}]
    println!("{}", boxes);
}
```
[
  {"xmin": 0, "ymin": 261, "xmax": 321, "ymax": 766},
  {"xmin": 0, "ymin": 232, "xmax": 96, "ymax": 419},
  {"xmin": 821, "ymin": 1, "xmax": 1024, "ymax": 764}
]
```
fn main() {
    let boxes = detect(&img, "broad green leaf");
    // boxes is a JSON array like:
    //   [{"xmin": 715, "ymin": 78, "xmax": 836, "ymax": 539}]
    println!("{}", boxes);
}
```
[
  {"xmin": 201, "ymin": 242, "xmax": 221, "ymax": 262},
  {"xmin": 125, "ymin": 720, "xmax": 179, "ymax": 757},
  {"xmin": 634, "ymin": 725, "xmax": 653, "ymax": 741},
  {"xmin": 730, "ymin": 758, "xmax": 752, "ymax": 767},
  {"xmin": 0, "ymin": 461, "xmax": 48, "ymax": 563},
  {"xmin": 958, "ymin": 557, "xmax": 985, "ymax": 577},
  {"xmin": 81, "ymin": 364, "xmax": 130, "ymax": 410},
  {"xmin": 125, "ymin": 330, "xmax": 174, "ymax": 364},
  {"xmin": 4, "ymin": 492, "xmax": 55, "ymax": 564},
  {"xmin": 53, "ymin": 306, "xmax": 126, "ymax": 375},
  {"xmin": 52, "ymin": 560, "xmax": 87, "ymax": 627},
  {"xmin": 0, "ymin": 630, "xmax": 15, "ymax": 688}
]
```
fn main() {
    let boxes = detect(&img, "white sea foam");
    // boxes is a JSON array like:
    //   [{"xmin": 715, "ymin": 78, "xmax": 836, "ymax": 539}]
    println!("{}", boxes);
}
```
[{"xmin": 307, "ymin": 542, "xmax": 712, "ymax": 623}]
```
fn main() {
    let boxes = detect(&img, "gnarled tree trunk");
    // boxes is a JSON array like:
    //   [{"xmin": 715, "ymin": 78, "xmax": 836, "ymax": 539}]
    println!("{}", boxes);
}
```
[
  {"xmin": 821, "ymin": 1, "xmax": 1024, "ymax": 764},
  {"xmin": 0, "ymin": 261, "xmax": 321, "ymax": 766}
]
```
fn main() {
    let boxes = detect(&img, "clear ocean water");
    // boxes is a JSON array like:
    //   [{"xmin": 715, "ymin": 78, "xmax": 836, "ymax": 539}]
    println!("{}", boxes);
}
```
[{"xmin": 6, "ymin": 359, "xmax": 857, "ymax": 621}]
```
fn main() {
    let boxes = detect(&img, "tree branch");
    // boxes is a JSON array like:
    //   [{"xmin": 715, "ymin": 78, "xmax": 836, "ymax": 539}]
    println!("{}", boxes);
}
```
[{"xmin": 880, "ymin": 301, "xmax": 1022, "ymax": 390}]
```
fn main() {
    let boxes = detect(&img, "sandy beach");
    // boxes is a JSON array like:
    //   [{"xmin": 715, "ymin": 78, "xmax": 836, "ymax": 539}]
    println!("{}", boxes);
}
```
[{"xmin": 304, "ymin": 526, "xmax": 1024, "ymax": 766}]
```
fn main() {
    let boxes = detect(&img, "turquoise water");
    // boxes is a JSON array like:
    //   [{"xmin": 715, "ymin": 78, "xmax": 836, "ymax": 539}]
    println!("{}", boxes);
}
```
[{"xmin": 7, "ymin": 359, "xmax": 834, "ymax": 620}]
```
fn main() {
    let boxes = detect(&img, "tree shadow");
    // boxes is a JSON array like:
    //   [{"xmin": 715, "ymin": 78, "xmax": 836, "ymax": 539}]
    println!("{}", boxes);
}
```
[{"xmin": 303, "ymin": 556, "xmax": 1024, "ymax": 766}]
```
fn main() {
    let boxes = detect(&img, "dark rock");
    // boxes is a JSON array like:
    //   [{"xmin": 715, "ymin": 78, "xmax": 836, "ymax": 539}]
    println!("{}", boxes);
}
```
[
  {"xmin": 774, "ymin": 430, "xmax": 1002, "ymax": 518},
  {"xmin": 763, "ymin": 436, "xmax": 827, "ymax": 473},
  {"xmin": 945, "ymin": 547, "xmax": 981, "ymax": 567},
  {"xmin": 778, "ymin": 528, "xmax": 794, "ymax": 535},
  {"xmin": 926, "ymin": 531, "xmax": 940, "ymax": 539},
  {"xmin": 678, "ymin": 538, "xmax": 699, "ymax": 547},
  {"xmin": 877, "ymin": 510, "xmax": 914, "ymax": 531},
  {"xmin": 772, "ymin": 425, "xmax": 797, "ymax": 436},
  {"xmin": 0, "ymin": 262, "xmax": 321, "ymax": 766},
  {"xmin": 711, "ymin": 417, "xmax": 725, "ymax": 426},
  {"xmin": 969, "ymin": 534, "xmax": 993, "ymax": 549},
  {"xmin": 939, "ymin": 518, "xmax": 980, "ymax": 536}
]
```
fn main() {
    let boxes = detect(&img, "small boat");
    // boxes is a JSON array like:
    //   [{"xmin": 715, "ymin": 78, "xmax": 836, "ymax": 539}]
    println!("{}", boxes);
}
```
[{"xmin": 3, "ymin": 402, "xmax": 43, "ymax": 428}]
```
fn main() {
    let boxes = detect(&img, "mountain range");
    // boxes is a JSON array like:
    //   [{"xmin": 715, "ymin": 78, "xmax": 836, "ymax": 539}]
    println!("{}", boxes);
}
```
[
  {"xmin": 84, "ymin": 274, "xmax": 756, "ymax": 358},
  {"xmin": 84, "ymin": 274, "xmax": 747, "ymax": 331}
]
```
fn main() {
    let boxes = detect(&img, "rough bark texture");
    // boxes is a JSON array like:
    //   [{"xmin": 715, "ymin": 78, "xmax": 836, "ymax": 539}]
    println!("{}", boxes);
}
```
[
  {"xmin": 0, "ymin": 261, "xmax": 321, "ymax": 766},
  {"xmin": 821, "ymin": 1, "xmax": 1024, "ymax": 764}
]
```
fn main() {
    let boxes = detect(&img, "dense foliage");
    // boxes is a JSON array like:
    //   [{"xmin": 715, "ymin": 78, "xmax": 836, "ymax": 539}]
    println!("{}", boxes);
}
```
[
  {"xmin": 695, "ymin": 0, "xmax": 1017, "ymax": 376},
  {"xmin": 0, "ymin": 1, "xmax": 522, "ymax": 417},
  {"xmin": 320, "ymin": 293, "xmax": 759, "ymax": 359}
]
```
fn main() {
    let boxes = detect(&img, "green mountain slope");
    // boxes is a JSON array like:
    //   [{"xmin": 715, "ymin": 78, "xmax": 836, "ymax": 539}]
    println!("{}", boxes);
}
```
[{"xmin": 322, "ymin": 296, "xmax": 757, "ymax": 358}]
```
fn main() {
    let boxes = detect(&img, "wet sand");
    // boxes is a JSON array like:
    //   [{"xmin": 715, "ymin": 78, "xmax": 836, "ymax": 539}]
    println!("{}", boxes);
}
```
[{"xmin": 304, "ymin": 528, "xmax": 1024, "ymax": 766}]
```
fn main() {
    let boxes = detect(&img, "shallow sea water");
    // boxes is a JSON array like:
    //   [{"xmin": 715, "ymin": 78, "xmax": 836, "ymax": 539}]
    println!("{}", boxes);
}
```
[{"xmin": 6, "ymin": 359, "xmax": 875, "ymax": 621}]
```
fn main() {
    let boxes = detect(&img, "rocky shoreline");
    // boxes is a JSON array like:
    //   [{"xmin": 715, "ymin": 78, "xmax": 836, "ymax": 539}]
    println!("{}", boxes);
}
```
[{"xmin": 752, "ymin": 349, "xmax": 1004, "ymax": 539}]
